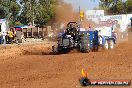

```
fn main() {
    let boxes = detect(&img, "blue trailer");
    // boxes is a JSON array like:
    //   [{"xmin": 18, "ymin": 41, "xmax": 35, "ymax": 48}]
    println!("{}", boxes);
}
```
[{"xmin": 79, "ymin": 28, "xmax": 116, "ymax": 51}]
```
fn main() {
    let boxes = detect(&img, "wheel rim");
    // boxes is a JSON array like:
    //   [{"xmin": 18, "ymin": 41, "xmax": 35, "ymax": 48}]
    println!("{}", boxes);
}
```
[
  {"xmin": 110, "ymin": 41, "xmax": 114, "ymax": 49},
  {"xmin": 105, "ymin": 41, "xmax": 108, "ymax": 49}
]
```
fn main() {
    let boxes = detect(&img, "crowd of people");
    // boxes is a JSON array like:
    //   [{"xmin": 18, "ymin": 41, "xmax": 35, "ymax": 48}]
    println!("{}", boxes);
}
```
[{"xmin": 0, "ymin": 28, "xmax": 16, "ymax": 44}]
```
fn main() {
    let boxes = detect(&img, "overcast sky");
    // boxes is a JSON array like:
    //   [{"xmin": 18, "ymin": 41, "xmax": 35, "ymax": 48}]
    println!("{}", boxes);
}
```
[{"xmin": 64, "ymin": 0, "xmax": 100, "ymax": 11}]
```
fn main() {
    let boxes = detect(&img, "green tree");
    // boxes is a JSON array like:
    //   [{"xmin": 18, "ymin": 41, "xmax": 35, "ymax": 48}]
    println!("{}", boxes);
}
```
[
  {"xmin": 116, "ymin": 0, "xmax": 125, "ymax": 13},
  {"xmin": 0, "ymin": 0, "xmax": 20, "ymax": 26},
  {"xmin": 35, "ymin": 0, "xmax": 56, "ymax": 26},
  {"xmin": 99, "ymin": 0, "xmax": 132, "ymax": 14},
  {"xmin": 99, "ymin": 0, "xmax": 114, "ymax": 11},
  {"xmin": 18, "ymin": 0, "xmax": 57, "ymax": 26},
  {"xmin": 108, "ymin": 0, "xmax": 126, "ymax": 14},
  {"xmin": 126, "ymin": 0, "xmax": 132, "ymax": 13},
  {"xmin": 18, "ymin": 0, "xmax": 35, "ymax": 25},
  {"xmin": 9, "ymin": 1, "xmax": 20, "ymax": 20},
  {"xmin": 0, "ymin": 6, "xmax": 9, "ymax": 19}
]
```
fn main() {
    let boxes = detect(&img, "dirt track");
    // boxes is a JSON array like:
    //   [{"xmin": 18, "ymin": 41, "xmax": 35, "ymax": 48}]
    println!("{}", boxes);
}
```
[{"xmin": 0, "ymin": 41, "xmax": 132, "ymax": 88}]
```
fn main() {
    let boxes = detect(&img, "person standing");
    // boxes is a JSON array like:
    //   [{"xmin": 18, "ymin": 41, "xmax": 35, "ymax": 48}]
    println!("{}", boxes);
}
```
[
  {"xmin": 0, "ymin": 31, "xmax": 2, "ymax": 44},
  {"xmin": 9, "ymin": 30, "xmax": 13, "ymax": 44},
  {"xmin": 2, "ymin": 32, "xmax": 6, "ymax": 45}
]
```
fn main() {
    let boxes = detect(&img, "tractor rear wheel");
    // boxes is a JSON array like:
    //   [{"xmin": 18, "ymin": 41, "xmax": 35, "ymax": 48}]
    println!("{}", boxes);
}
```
[
  {"xmin": 93, "ymin": 45, "xmax": 99, "ymax": 52},
  {"xmin": 79, "ymin": 43, "xmax": 90, "ymax": 53}
]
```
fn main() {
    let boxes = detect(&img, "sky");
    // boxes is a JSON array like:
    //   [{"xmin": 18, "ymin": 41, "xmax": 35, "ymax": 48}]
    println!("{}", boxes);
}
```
[
  {"xmin": 64, "ymin": 0, "xmax": 100, "ymax": 11},
  {"xmin": 16, "ymin": 0, "xmax": 100, "ymax": 15}
]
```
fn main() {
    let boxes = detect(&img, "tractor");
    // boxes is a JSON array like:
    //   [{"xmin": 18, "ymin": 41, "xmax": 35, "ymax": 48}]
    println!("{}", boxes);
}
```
[{"xmin": 52, "ymin": 22, "xmax": 99, "ymax": 54}]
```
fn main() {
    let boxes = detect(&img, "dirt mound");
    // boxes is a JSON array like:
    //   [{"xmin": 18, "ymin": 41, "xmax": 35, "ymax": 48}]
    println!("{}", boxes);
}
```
[{"xmin": 0, "ymin": 42, "xmax": 55, "ymax": 59}]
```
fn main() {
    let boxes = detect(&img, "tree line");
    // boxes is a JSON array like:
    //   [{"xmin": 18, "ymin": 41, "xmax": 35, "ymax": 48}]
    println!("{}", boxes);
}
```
[
  {"xmin": 99, "ymin": 0, "xmax": 132, "ymax": 15},
  {"xmin": 0, "ymin": 0, "xmax": 57, "ymax": 27},
  {"xmin": 0, "ymin": 0, "xmax": 132, "ymax": 27}
]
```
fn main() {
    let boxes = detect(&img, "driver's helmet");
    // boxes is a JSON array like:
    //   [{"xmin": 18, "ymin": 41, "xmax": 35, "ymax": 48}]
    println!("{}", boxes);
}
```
[
  {"xmin": 69, "ymin": 24, "xmax": 75, "ymax": 29},
  {"xmin": 72, "ymin": 24, "xmax": 75, "ymax": 28},
  {"xmin": 77, "ymin": 25, "xmax": 80, "ymax": 28}
]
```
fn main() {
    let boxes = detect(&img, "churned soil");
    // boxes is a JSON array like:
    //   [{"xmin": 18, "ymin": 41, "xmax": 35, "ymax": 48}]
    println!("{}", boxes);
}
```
[{"xmin": 0, "ymin": 40, "xmax": 131, "ymax": 88}]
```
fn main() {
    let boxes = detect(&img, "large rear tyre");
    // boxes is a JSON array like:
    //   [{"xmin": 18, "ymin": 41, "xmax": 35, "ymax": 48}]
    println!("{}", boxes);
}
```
[
  {"xmin": 79, "ymin": 43, "xmax": 90, "ymax": 53},
  {"xmin": 109, "ymin": 40, "xmax": 114, "ymax": 49},
  {"xmin": 93, "ymin": 45, "xmax": 99, "ymax": 52},
  {"xmin": 104, "ymin": 40, "xmax": 109, "ymax": 50}
]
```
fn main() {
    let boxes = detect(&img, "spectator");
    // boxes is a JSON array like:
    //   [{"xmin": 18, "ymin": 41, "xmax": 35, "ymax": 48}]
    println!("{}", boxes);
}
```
[
  {"xmin": 0, "ymin": 31, "xmax": 2, "ymax": 44},
  {"xmin": 8, "ymin": 31, "xmax": 13, "ymax": 44}
]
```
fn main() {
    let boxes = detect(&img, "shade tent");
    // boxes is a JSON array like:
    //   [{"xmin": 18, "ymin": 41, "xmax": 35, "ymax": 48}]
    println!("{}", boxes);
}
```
[
  {"xmin": 14, "ymin": 26, "xmax": 35, "ymax": 38},
  {"xmin": 21, "ymin": 26, "xmax": 35, "ymax": 29},
  {"xmin": 14, "ymin": 26, "xmax": 23, "ymax": 28},
  {"xmin": 14, "ymin": 25, "xmax": 35, "ymax": 28},
  {"xmin": 14, "ymin": 25, "xmax": 46, "ymax": 38}
]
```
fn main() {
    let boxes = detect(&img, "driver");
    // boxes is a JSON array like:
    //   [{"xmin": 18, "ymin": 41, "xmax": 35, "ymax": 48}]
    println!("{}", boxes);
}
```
[{"xmin": 70, "ymin": 24, "xmax": 78, "ymax": 40}]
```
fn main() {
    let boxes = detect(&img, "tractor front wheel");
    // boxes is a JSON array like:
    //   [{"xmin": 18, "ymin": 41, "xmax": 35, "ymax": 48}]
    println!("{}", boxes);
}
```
[
  {"xmin": 52, "ymin": 46, "xmax": 58, "ymax": 54},
  {"xmin": 104, "ymin": 40, "xmax": 109, "ymax": 50},
  {"xmin": 109, "ymin": 40, "xmax": 114, "ymax": 49}
]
